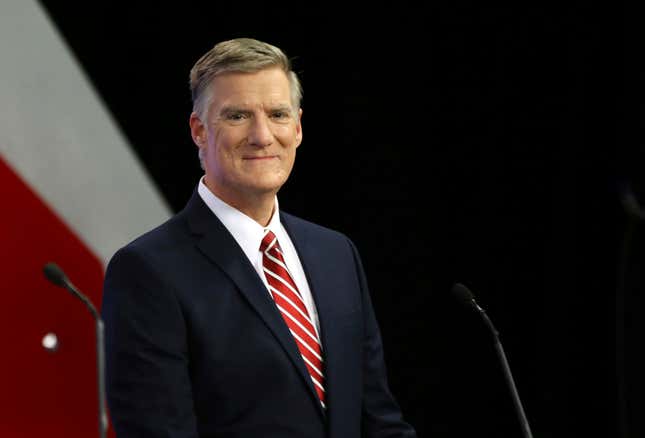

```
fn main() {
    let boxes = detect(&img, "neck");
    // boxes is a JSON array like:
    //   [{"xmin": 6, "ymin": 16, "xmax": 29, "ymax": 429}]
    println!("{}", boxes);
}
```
[{"xmin": 237, "ymin": 197, "xmax": 276, "ymax": 227}]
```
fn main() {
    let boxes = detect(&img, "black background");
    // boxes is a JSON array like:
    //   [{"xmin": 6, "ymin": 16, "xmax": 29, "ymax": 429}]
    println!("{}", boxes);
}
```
[{"xmin": 38, "ymin": 2, "xmax": 644, "ymax": 436}]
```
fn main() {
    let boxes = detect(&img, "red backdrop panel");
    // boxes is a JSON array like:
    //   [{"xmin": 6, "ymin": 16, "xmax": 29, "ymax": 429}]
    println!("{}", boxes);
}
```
[{"xmin": 0, "ymin": 156, "xmax": 114, "ymax": 437}]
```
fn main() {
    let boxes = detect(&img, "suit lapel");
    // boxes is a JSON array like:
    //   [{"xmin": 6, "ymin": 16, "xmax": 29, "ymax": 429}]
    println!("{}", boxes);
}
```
[
  {"xmin": 280, "ymin": 213, "xmax": 338, "ymax": 415},
  {"xmin": 181, "ymin": 192, "xmax": 325, "ymax": 417}
]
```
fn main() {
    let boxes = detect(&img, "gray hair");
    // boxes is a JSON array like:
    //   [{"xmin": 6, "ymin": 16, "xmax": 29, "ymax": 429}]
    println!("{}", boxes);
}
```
[{"xmin": 189, "ymin": 38, "xmax": 302, "ymax": 121}]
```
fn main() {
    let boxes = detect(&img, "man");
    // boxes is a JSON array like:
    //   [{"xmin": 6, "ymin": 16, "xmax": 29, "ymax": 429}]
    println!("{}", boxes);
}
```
[{"xmin": 102, "ymin": 37, "xmax": 417, "ymax": 437}]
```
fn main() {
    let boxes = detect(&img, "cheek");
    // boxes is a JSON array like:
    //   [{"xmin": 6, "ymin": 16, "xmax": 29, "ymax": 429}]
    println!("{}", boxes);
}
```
[
  {"xmin": 275, "ymin": 125, "xmax": 300, "ymax": 145},
  {"xmin": 207, "ymin": 130, "xmax": 238, "ymax": 159},
  {"xmin": 283, "ymin": 151, "xmax": 297, "ymax": 174}
]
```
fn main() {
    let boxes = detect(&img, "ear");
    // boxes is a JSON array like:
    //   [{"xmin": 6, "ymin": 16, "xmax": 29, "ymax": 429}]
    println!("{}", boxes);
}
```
[
  {"xmin": 189, "ymin": 112, "xmax": 206, "ymax": 148},
  {"xmin": 295, "ymin": 108, "xmax": 303, "ymax": 148}
]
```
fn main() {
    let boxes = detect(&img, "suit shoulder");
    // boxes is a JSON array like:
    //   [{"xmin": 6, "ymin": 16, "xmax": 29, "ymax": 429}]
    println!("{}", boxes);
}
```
[
  {"xmin": 108, "ymin": 213, "xmax": 188, "ymax": 265},
  {"xmin": 280, "ymin": 211, "xmax": 354, "ymax": 244}
]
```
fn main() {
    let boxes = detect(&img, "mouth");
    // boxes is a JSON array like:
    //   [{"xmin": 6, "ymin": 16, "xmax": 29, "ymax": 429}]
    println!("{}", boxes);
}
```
[{"xmin": 243, "ymin": 155, "xmax": 278, "ymax": 161}]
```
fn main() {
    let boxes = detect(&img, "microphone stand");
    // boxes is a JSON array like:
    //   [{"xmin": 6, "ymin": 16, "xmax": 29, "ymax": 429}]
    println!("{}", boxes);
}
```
[
  {"xmin": 477, "ymin": 308, "xmax": 533, "ymax": 438},
  {"xmin": 453, "ymin": 283, "xmax": 533, "ymax": 438},
  {"xmin": 44, "ymin": 263, "xmax": 108, "ymax": 438},
  {"xmin": 616, "ymin": 183, "xmax": 645, "ymax": 437},
  {"xmin": 96, "ymin": 316, "xmax": 108, "ymax": 438}
]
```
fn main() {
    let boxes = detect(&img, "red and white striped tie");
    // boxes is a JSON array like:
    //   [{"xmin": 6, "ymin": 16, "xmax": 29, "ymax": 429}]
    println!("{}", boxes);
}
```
[{"xmin": 260, "ymin": 230, "xmax": 326, "ymax": 408}]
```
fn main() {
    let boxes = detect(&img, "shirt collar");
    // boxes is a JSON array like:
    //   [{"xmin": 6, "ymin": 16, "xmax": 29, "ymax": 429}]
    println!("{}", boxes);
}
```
[{"xmin": 197, "ymin": 177, "xmax": 281, "ymax": 261}]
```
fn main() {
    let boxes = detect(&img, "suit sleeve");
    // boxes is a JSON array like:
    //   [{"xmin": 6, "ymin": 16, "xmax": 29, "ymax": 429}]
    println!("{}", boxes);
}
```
[
  {"xmin": 347, "ymin": 239, "xmax": 418, "ymax": 438},
  {"xmin": 101, "ymin": 245, "xmax": 199, "ymax": 438}
]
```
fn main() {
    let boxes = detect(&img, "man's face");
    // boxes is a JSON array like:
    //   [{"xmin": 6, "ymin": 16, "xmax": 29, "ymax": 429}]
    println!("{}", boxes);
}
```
[{"xmin": 190, "ymin": 67, "xmax": 302, "ymax": 208}]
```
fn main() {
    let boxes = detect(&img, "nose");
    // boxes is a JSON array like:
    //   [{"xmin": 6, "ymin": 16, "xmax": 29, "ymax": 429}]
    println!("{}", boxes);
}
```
[{"xmin": 247, "ymin": 114, "xmax": 274, "ymax": 148}]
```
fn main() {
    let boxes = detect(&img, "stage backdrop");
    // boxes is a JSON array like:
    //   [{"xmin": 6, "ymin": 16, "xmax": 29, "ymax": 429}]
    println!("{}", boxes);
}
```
[{"xmin": 1, "ymin": 1, "xmax": 633, "ymax": 437}]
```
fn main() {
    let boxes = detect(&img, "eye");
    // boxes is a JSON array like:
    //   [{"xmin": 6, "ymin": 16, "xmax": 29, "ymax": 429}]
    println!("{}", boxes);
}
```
[
  {"xmin": 270, "ymin": 110, "xmax": 292, "ymax": 123},
  {"xmin": 226, "ymin": 112, "xmax": 248, "ymax": 123}
]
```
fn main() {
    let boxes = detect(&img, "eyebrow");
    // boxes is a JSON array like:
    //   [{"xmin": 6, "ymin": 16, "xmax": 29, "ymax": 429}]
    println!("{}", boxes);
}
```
[
  {"xmin": 268, "ymin": 104, "xmax": 292, "ymax": 112},
  {"xmin": 219, "ymin": 104, "xmax": 293, "ymax": 116},
  {"xmin": 219, "ymin": 106, "xmax": 251, "ymax": 117}
]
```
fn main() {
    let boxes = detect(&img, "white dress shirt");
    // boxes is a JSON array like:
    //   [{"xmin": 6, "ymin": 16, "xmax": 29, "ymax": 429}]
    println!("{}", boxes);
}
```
[{"xmin": 197, "ymin": 178, "xmax": 321, "ymax": 336}]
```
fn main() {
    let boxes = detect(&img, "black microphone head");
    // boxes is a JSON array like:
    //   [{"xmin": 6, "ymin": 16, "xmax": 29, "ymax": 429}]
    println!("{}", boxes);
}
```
[
  {"xmin": 451, "ymin": 282, "xmax": 476, "ymax": 307},
  {"xmin": 43, "ymin": 262, "xmax": 68, "ymax": 287},
  {"xmin": 619, "ymin": 183, "xmax": 645, "ymax": 219}
]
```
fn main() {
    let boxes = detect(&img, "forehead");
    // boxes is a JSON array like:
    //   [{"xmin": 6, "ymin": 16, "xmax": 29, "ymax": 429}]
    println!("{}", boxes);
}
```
[{"xmin": 208, "ymin": 67, "xmax": 292, "ymax": 110}]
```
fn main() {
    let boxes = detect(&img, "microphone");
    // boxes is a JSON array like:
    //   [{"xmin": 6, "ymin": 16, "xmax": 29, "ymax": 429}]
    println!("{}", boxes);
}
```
[
  {"xmin": 619, "ymin": 183, "xmax": 645, "ymax": 220},
  {"xmin": 43, "ymin": 262, "xmax": 108, "ymax": 438},
  {"xmin": 452, "ymin": 283, "xmax": 534, "ymax": 438},
  {"xmin": 43, "ymin": 263, "xmax": 100, "ymax": 320}
]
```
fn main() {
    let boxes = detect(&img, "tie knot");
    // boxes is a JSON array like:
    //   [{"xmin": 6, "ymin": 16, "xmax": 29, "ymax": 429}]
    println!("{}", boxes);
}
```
[{"xmin": 260, "ymin": 230, "xmax": 278, "ymax": 253}]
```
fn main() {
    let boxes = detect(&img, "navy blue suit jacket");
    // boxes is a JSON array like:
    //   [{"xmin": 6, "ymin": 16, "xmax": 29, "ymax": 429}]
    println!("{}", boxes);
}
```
[{"xmin": 102, "ymin": 190, "xmax": 416, "ymax": 437}]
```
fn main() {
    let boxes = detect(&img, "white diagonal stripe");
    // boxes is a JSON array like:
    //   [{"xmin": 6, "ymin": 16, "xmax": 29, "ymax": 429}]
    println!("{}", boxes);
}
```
[
  {"xmin": 320, "ymin": 400, "xmax": 326, "ymax": 409},
  {"xmin": 264, "ymin": 250, "xmax": 295, "ymax": 279},
  {"xmin": 0, "ymin": 0, "xmax": 172, "ymax": 267},
  {"xmin": 269, "ymin": 285, "xmax": 314, "ymax": 327},
  {"xmin": 265, "ymin": 250, "xmax": 287, "ymax": 269},
  {"xmin": 263, "ymin": 266, "xmax": 301, "ymax": 297},
  {"xmin": 276, "ymin": 303, "xmax": 319, "ymax": 346},
  {"xmin": 301, "ymin": 353, "xmax": 324, "ymax": 378},
  {"xmin": 262, "ymin": 232, "xmax": 278, "ymax": 251},
  {"xmin": 310, "ymin": 374, "xmax": 325, "ymax": 392},
  {"xmin": 290, "ymin": 329, "xmax": 323, "ymax": 362}
]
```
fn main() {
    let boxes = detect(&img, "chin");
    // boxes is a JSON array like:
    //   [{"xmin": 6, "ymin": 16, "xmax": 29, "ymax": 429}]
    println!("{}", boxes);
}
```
[{"xmin": 247, "ymin": 175, "xmax": 288, "ymax": 192}]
